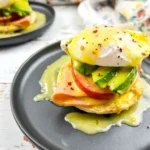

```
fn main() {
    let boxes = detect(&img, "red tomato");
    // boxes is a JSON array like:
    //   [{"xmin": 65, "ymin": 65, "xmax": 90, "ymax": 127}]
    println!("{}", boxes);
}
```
[
  {"xmin": 72, "ymin": 67, "xmax": 114, "ymax": 99},
  {"xmin": 10, "ymin": 13, "xmax": 23, "ymax": 21},
  {"xmin": 0, "ymin": 14, "xmax": 22, "ymax": 23}
]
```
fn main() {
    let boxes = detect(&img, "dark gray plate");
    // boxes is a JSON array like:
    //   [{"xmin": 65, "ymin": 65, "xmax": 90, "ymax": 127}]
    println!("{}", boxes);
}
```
[
  {"xmin": 0, "ymin": 2, "xmax": 55, "ymax": 47},
  {"xmin": 11, "ymin": 42, "xmax": 150, "ymax": 150}
]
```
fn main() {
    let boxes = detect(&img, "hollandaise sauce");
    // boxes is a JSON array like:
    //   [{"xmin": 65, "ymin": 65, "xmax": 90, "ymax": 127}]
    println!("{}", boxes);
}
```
[
  {"xmin": 34, "ymin": 55, "xmax": 70, "ymax": 101},
  {"xmin": 34, "ymin": 55, "xmax": 150, "ymax": 134},
  {"xmin": 65, "ymin": 81, "xmax": 150, "ymax": 134},
  {"xmin": 0, "ymin": 11, "xmax": 46, "ymax": 38}
]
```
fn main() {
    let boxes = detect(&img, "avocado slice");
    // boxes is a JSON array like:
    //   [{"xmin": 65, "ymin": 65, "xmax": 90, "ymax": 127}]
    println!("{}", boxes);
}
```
[
  {"xmin": 96, "ymin": 67, "xmax": 120, "ymax": 88},
  {"xmin": 108, "ymin": 67, "xmax": 137, "ymax": 94},
  {"xmin": 73, "ymin": 59, "xmax": 98, "ymax": 76},
  {"xmin": 92, "ymin": 67, "xmax": 112, "ymax": 82},
  {"xmin": 114, "ymin": 67, "xmax": 137, "ymax": 94},
  {"xmin": 92, "ymin": 67, "xmax": 120, "ymax": 88}
]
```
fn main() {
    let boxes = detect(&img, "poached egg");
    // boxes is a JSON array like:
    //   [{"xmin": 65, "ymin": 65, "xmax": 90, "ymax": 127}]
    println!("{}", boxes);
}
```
[{"xmin": 61, "ymin": 26, "xmax": 150, "ymax": 67}]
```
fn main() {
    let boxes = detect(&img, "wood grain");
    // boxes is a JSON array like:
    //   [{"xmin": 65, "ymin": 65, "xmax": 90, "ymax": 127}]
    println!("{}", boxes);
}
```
[{"xmin": 0, "ymin": 5, "xmax": 81, "ymax": 150}]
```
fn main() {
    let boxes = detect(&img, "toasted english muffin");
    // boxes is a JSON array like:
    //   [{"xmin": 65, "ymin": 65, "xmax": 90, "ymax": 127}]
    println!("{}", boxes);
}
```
[{"xmin": 76, "ymin": 77, "xmax": 143, "ymax": 114}]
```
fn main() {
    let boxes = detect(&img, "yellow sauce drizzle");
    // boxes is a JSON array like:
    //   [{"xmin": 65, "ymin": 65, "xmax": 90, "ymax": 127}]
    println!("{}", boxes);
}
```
[
  {"xmin": 34, "ymin": 55, "xmax": 150, "ymax": 134},
  {"xmin": 65, "ymin": 80, "xmax": 150, "ymax": 134},
  {"xmin": 34, "ymin": 55, "xmax": 70, "ymax": 101}
]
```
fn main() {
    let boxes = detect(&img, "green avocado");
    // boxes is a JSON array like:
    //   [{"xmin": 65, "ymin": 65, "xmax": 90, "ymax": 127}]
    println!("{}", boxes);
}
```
[
  {"xmin": 73, "ymin": 59, "xmax": 98, "ymax": 76},
  {"xmin": 108, "ymin": 67, "xmax": 137, "ymax": 94},
  {"xmin": 92, "ymin": 67, "xmax": 120, "ymax": 88},
  {"xmin": 2, "ymin": 0, "xmax": 32, "ymax": 17},
  {"xmin": 114, "ymin": 67, "xmax": 137, "ymax": 94}
]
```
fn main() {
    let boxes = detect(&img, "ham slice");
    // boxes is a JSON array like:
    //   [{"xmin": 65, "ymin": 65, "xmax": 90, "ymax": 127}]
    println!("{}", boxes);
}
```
[
  {"xmin": 11, "ymin": 11, "xmax": 36, "ymax": 28},
  {"xmin": 11, "ymin": 15, "xmax": 31, "ymax": 28},
  {"xmin": 0, "ymin": 16, "xmax": 11, "ymax": 22},
  {"xmin": 52, "ymin": 62, "xmax": 110, "ymax": 106}
]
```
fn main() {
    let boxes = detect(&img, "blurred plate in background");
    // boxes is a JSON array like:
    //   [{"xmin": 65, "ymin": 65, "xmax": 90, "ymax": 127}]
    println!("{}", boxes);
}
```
[{"xmin": 0, "ymin": 2, "xmax": 55, "ymax": 47}]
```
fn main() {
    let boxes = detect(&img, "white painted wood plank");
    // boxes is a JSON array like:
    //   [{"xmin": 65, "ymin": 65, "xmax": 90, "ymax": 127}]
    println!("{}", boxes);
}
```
[{"xmin": 0, "ymin": 6, "xmax": 82, "ymax": 150}]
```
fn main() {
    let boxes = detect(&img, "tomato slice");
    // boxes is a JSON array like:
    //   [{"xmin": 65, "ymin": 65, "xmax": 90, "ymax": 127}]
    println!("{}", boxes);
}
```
[
  {"xmin": 72, "ymin": 65, "xmax": 114, "ymax": 99},
  {"xmin": 10, "ymin": 13, "xmax": 23, "ymax": 21},
  {"xmin": 0, "ymin": 14, "xmax": 22, "ymax": 23}
]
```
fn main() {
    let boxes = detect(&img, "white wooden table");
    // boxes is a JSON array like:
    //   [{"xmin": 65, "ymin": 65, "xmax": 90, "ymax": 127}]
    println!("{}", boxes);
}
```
[{"xmin": 0, "ymin": 5, "xmax": 82, "ymax": 150}]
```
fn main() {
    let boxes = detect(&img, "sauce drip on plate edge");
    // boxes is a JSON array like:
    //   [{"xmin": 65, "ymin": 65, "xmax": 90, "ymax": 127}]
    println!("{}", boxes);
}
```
[{"xmin": 34, "ymin": 55, "xmax": 150, "ymax": 134}]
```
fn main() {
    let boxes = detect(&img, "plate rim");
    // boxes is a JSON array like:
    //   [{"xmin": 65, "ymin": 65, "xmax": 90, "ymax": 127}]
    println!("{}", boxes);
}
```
[
  {"xmin": 10, "ymin": 41, "xmax": 150, "ymax": 150},
  {"xmin": 0, "ymin": 2, "xmax": 55, "ymax": 43},
  {"xmin": 10, "ymin": 41, "xmax": 61, "ymax": 150}
]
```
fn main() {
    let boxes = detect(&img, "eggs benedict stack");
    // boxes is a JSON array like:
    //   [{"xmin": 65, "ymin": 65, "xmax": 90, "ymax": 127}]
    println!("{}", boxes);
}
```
[
  {"xmin": 52, "ymin": 26, "xmax": 150, "ymax": 114},
  {"xmin": 0, "ymin": 0, "xmax": 36, "ymax": 33}
]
